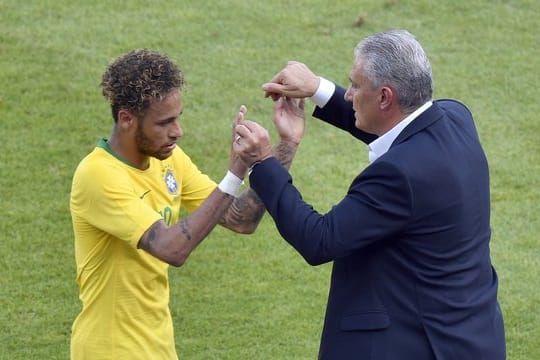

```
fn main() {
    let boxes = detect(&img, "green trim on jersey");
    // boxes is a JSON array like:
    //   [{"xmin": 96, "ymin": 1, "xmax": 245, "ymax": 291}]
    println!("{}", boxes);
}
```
[
  {"xmin": 97, "ymin": 138, "xmax": 139, "ymax": 169},
  {"xmin": 70, "ymin": 141, "xmax": 217, "ymax": 359}
]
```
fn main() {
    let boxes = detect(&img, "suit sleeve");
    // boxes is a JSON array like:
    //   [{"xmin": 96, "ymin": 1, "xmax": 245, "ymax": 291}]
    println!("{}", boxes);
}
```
[
  {"xmin": 249, "ymin": 157, "xmax": 412, "ymax": 265},
  {"xmin": 312, "ymin": 85, "xmax": 378, "ymax": 144}
]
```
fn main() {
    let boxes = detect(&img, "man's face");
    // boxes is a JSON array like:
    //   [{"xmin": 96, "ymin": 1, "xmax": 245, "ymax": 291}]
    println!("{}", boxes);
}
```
[
  {"xmin": 344, "ymin": 59, "xmax": 381, "ymax": 134},
  {"xmin": 135, "ymin": 90, "xmax": 183, "ymax": 160}
]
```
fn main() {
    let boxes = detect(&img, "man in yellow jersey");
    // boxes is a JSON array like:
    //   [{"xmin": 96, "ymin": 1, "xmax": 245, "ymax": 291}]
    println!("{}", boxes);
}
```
[{"xmin": 69, "ymin": 49, "xmax": 305, "ymax": 359}]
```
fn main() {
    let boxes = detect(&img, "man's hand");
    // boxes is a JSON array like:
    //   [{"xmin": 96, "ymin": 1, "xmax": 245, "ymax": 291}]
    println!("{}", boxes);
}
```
[
  {"xmin": 262, "ymin": 61, "xmax": 320, "ymax": 100},
  {"xmin": 228, "ymin": 105, "xmax": 249, "ymax": 179},
  {"xmin": 273, "ymin": 97, "xmax": 305, "ymax": 145},
  {"xmin": 233, "ymin": 120, "xmax": 273, "ymax": 168}
]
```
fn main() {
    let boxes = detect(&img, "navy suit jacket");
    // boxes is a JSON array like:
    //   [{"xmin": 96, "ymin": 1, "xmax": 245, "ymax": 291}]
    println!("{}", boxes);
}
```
[{"xmin": 249, "ymin": 86, "xmax": 505, "ymax": 359}]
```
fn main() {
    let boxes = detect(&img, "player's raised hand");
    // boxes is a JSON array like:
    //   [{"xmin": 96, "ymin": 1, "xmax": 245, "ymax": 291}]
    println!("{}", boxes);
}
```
[
  {"xmin": 273, "ymin": 96, "xmax": 305, "ymax": 145},
  {"xmin": 229, "ymin": 105, "xmax": 249, "ymax": 179},
  {"xmin": 233, "ymin": 120, "xmax": 272, "ymax": 168}
]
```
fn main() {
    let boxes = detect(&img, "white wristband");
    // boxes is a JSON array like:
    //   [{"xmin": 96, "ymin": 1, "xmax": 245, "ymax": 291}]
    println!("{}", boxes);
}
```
[{"xmin": 218, "ymin": 170, "xmax": 243, "ymax": 197}]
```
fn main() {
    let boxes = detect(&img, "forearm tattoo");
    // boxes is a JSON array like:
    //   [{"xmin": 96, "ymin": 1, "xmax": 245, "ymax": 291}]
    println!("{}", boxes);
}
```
[
  {"xmin": 273, "ymin": 140, "xmax": 297, "ymax": 170},
  {"xmin": 180, "ymin": 218, "xmax": 192, "ymax": 241},
  {"xmin": 222, "ymin": 188, "xmax": 265, "ymax": 228},
  {"xmin": 139, "ymin": 221, "xmax": 162, "ymax": 252},
  {"xmin": 221, "ymin": 141, "xmax": 297, "ymax": 230}
]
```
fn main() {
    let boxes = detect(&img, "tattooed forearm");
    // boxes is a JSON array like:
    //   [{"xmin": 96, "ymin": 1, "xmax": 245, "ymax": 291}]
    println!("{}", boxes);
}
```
[
  {"xmin": 136, "ymin": 189, "xmax": 238, "ymax": 266},
  {"xmin": 221, "ymin": 188, "xmax": 265, "ymax": 232},
  {"xmin": 236, "ymin": 189, "xmax": 265, "ymax": 219},
  {"xmin": 220, "ymin": 140, "xmax": 298, "ymax": 233},
  {"xmin": 180, "ymin": 218, "xmax": 192, "ymax": 241},
  {"xmin": 138, "ymin": 220, "xmax": 162, "ymax": 252},
  {"xmin": 273, "ymin": 140, "xmax": 298, "ymax": 170}
]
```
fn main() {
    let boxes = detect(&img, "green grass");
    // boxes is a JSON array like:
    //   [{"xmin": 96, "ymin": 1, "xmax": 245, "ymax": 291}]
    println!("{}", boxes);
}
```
[{"xmin": 1, "ymin": 0, "xmax": 538, "ymax": 358}]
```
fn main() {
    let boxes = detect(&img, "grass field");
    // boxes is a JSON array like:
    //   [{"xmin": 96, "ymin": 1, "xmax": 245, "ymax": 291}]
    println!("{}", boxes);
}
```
[{"xmin": 1, "ymin": 0, "xmax": 539, "ymax": 359}]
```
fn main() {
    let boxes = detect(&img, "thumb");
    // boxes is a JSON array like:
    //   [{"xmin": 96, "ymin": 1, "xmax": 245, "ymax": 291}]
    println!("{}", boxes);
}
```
[
  {"xmin": 233, "ymin": 105, "xmax": 248, "ymax": 128},
  {"xmin": 262, "ymin": 83, "xmax": 287, "ymax": 100},
  {"xmin": 262, "ymin": 82, "xmax": 286, "ymax": 94}
]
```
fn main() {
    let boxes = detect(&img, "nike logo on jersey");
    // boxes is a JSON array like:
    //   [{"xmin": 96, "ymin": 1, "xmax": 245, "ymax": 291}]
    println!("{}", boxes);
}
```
[{"xmin": 139, "ymin": 190, "xmax": 151, "ymax": 199}]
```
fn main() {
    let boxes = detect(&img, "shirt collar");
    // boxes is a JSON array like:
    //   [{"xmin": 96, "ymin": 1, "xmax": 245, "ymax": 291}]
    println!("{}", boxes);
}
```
[{"xmin": 368, "ymin": 100, "xmax": 433, "ymax": 163}]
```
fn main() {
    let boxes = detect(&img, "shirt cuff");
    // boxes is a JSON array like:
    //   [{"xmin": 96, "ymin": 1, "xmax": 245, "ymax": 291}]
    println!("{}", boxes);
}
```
[{"xmin": 310, "ymin": 77, "xmax": 335, "ymax": 108}]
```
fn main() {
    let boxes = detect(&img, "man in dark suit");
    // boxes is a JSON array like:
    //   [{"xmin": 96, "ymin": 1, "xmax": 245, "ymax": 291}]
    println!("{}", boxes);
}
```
[{"xmin": 232, "ymin": 30, "xmax": 506, "ymax": 359}]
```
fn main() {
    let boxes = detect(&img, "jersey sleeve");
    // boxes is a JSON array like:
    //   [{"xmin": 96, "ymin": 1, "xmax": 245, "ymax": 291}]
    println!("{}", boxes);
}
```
[{"xmin": 71, "ymin": 159, "xmax": 162, "ymax": 248}]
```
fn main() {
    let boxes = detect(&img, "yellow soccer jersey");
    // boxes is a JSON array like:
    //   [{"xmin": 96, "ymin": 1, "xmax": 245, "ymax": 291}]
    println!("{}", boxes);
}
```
[{"xmin": 70, "ymin": 138, "xmax": 216, "ymax": 360}]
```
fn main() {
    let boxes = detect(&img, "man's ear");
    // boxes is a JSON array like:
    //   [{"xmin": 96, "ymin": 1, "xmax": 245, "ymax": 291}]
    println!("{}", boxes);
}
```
[
  {"xmin": 118, "ymin": 109, "xmax": 137, "ymax": 130},
  {"xmin": 379, "ymin": 86, "xmax": 394, "ymax": 110}
]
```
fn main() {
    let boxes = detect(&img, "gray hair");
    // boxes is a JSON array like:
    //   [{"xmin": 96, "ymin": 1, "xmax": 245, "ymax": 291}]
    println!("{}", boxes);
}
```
[{"xmin": 354, "ymin": 30, "xmax": 433, "ymax": 113}]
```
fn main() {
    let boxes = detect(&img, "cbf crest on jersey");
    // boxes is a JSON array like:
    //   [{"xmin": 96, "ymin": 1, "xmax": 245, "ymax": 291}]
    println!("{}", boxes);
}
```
[{"xmin": 165, "ymin": 170, "xmax": 178, "ymax": 195}]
